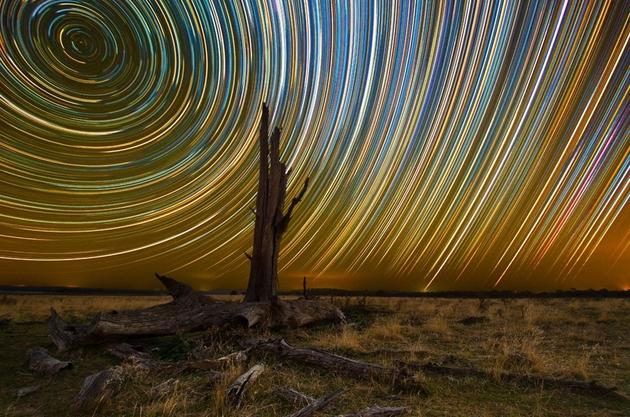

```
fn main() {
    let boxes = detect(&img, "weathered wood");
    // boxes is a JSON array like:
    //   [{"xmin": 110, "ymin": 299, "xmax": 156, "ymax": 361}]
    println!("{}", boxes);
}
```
[
  {"xmin": 106, "ymin": 343, "xmax": 149, "ymax": 361},
  {"xmin": 414, "ymin": 361, "xmax": 626, "ymax": 400},
  {"xmin": 285, "ymin": 390, "xmax": 344, "ymax": 417},
  {"xmin": 178, "ymin": 349, "xmax": 250, "ymax": 372},
  {"xmin": 191, "ymin": 349, "xmax": 249, "ymax": 369},
  {"xmin": 246, "ymin": 103, "xmax": 270, "ymax": 302},
  {"xmin": 271, "ymin": 298, "xmax": 346, "ymax": 327},
  {"xmin": 215, "ymin": 350, "xmax": 250, "ymax": 365},
  {"xmin": 77, "ymin": 367, "xmax": 124, "ymax": 407},
  {"xmin": 245, "ymin": 103, "xmax": 309, "ymax": 302},
  {"xmin": 155, "ymin": 273, "xmax": 194, "ymax": 299},
  {"xmin": 106, "ymin": 342, "xmax": 250, "ymax": 377},
  {"xmin": 48, "ymin": 276, "xmax": 343, "ymax": 351},
  {"xmin": 251, "ymin": 339, "xmax": 426, "ymax": 394},
  {"xmin": 45, "ymin": 105, "xmax": 341, "ymax": 350},
  {"xmin": 26, "ymin": 347, "xmax": 72, "ymax": 375},
  {"xmin": 337, "ymin": 406, "xmax": 408, "ymax": 417},
  {"xmin": 226, "ymin": 364, "xmax": 265, "ymax": 408},
  {"xmin": 277, "ymin": 387, "xmax": 315, "ymax": 406}
]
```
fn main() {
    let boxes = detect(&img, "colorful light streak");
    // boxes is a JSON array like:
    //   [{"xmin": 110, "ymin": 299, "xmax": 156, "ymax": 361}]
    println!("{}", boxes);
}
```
[{"xmin": 0, "ymin": 0, "xmax": 628, "ymax": 291}]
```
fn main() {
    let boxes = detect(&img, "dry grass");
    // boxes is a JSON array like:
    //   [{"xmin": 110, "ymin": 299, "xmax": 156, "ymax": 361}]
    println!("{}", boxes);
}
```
[
  {"xmin": 0, "ymin": 295, "xmax": 628, "ymax": 417},
  {"xmin": 315, "ymin": 324, "xmax": 366, "ymax": 352},
  {"xmin": 0, "ymin": 294, "xmax": 171, "ymax": 322},
  {"xmin": 423, "ymin": 315, "xmax": 451, "ymax": 335},
  {"xmin": 366, "ymin": 315, "xmax": 407, "ymax": 342}
]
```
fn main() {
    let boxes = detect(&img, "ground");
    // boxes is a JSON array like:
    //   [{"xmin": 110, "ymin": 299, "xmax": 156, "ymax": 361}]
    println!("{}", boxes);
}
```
[{"xmin": 0, "ymin": 294, "xmax": 628, "ymax": 416}]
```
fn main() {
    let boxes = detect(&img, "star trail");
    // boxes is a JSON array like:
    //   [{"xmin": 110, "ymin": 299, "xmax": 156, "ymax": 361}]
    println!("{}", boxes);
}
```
[{"xmin": 0, "ymin": 0, "xmax": 628, "ymax": 291}]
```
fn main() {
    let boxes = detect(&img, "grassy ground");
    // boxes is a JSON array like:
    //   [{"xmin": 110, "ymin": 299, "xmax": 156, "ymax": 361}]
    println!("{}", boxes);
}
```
[{"xmin": 0, "ymin": 295, "xmax": 628, "ymax": 416}]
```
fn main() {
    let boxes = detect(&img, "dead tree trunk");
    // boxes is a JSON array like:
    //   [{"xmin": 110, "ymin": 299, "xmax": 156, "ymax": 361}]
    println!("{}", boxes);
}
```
[
  {"xmin": 246, "ymin": 103, "xmax": 309, "ymax": 302},
  {"xmin": 46, "ymin": 104, "xmax": 343, "ymax": 351}
]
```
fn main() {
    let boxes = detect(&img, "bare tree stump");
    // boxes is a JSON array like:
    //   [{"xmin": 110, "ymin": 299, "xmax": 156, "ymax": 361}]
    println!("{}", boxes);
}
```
[
  {"xmin": 45, "ymin": 105, "xmax": 345, "ymax": 352},
  {"xmin": 226, "ymin": 364, "xmax": 265, "ymax": 408},
  {"xmin": 285, "ymin": 390, "xmax": 344, "ymax": 417},
  {"xmin": 26, "ymin": 347, "xmax": 72, "ymax": 375},
  {"xmin": 246, "ymin": 104, "xmax": 309, "ymax": 302}
]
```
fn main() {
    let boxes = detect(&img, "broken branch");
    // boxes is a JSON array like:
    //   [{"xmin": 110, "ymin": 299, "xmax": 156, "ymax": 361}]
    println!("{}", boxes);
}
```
[
  {"xmin": 285, "ymin": 390, "xmax": 344, "ymax": 417},
  {"xmin": 226, "ymin": 364, "xmax": 265, "ymax": 408},
  {"xmin": 26, "ymin": 347, "xmax": 72, "ymax": 375}
]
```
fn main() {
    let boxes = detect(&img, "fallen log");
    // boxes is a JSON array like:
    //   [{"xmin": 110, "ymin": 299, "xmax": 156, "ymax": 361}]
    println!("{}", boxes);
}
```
[
  {"xmin": 226, "ymin": 364, "xmax": 265, "ymax": 408},
  {"xmin": 48, "ymin": 274, "xmax": 344, "ymax": 351},
  {"xmin": 26, "ymin": 347, "xmax": 72, "ymax": 375},
  {"xmin": 337, "ymin": 405, "xmax": 408, "ymax": 417},
  {"xmin": 277, "ymin": 387, "xmax": 315, "ymax": 406},
  {"xmin": 285, "ymin": 390, "xmax": 344, "ymax": 417},
  {"xmin": 413, "ymin": 361, "xmax": 627, "ymax": 401},
  {"xmin": 250, "ymin": 339, "xmax": 427, "ymax": 394}
]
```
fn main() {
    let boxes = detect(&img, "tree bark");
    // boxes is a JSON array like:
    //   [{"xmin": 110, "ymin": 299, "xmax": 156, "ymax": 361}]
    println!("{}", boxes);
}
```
[{"xmin": 246, "ymin": 103, "xmax": 309, "ymax": 302}]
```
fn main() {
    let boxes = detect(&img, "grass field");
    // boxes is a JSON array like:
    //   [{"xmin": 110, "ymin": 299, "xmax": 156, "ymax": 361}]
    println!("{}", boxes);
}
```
[{"xmin": 0, "ymin": 295, "xmax": 628, "ymax": 416}]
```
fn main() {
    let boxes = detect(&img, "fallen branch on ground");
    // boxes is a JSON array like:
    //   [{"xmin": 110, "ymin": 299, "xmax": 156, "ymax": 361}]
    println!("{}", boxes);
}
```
[
  {"xmin": 277, "ymin": 387, "xmax": 315, "ymax": 406},
  {"xmin": 285, "ymin": 390, "xmax": 344, "ymax": 417},
  {"xmin": 26, "ymin": 347, "xmax": 72, "ymax": 375},
  {"xmin": 250, "ymin": 338, "xmax": 427, "ymax": 394},
  {"xmin": 105, "ymin": 342, "xmax": 250, "ymax": 376},
  {"xmin": 226, "ymin": 364, "xmax": 265, "ymax": 408}
]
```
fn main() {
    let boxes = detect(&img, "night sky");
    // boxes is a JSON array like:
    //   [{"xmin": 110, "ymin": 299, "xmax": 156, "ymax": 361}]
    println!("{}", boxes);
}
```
[{"xmin": 0, "ymin": 1, "xmax": 628, "ymax": 292}]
